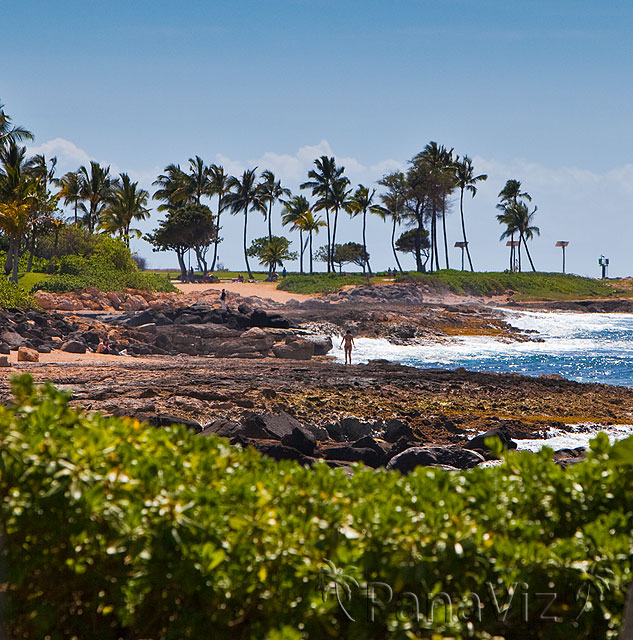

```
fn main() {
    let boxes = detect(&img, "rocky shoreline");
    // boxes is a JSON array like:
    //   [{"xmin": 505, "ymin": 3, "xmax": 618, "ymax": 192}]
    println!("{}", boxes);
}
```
[{"xmin": 2, "ymin": 284, "xmax": 632, "ymax": 474}]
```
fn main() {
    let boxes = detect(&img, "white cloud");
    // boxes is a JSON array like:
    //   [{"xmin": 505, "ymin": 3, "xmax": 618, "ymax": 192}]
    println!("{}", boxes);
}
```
[{"xmin": 28, "ymin": 137, "xmax": 92, "ymax": 172}]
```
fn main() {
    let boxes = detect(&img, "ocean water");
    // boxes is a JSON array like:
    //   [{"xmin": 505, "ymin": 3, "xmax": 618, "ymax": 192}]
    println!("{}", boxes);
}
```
[
  {"xmin": 332, "ymin": 310, "xmax": 633, "ymax": 449},
  {"xmin": 334, "ymin": 310, "xmax": 633, "ymax": 387}
]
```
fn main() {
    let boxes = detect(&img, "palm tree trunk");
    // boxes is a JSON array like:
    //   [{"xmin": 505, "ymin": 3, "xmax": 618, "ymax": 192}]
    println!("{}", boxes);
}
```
[
  {"xmin": 521, "ymin": 233, "xmax": 536, "ymax": 272},
  {"xmin": 442, "ymin": 197, "xmax": 449, "ymax": 269},
  {"xmin": 11, "ymin": 238, "xmax": 19, "ymax": 283},
  {"xmin": 299, "ymin": 230, "xmax": 304, "ymax": 274},
  {"xmin": 391, "ymin": 217, "xmax": 403, "ymax": 272},
  {"xmin": 309, "ymin": 232, "xmax": 313, "ymax": 274},
  {"xmin": 325, "ymin": 208, "xmax": 331, "ymax": 273},
  {"xmin": 518, "ymin": 239, "xmax": 522, "ymax": 272},
  {"xmin": 268, "ymin": 202, "xmax": 273, "ymax": 241},
  {"xmin": 331, "ymin": 208, "xmax": 339, "ymax": 269},
  {"xmin": 74, "ymin": 201, "xmax": 78, "ymax": 225},
  {"xmin": 362, "ymin": 211, "xmax": 372, "ymax": 276},
  {"xmin": 211, "ymin": 198, "xmax": 221, "ymax": 271},
  {"xmin": 509, "ymin": 232, "xmax": 515, "ymax": 271},
  {"xmin": 460, "ymin": 189, "xmax": 474, "ymax": 272},
  {"xmin": 177, "ymin": 249, "xmax": 187, "ymax": 281},
  {"xmin": 27, "ymin": 232, "xmax": 35, "ymax": 273},
  {"xmin": 243, "ymin": 207, "xmax": 253, "ymax": 280}
]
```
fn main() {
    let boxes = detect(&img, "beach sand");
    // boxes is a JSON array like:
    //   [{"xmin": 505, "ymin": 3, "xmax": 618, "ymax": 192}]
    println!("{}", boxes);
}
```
[{"xmin": 174, "ymin": 282, "xmax": 315, "ymax": 304}]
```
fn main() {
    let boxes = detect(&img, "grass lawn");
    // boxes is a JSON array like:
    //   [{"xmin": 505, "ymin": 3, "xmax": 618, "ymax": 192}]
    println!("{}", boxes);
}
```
[{"xmin": 17, "ymin": 272, "xmax": 52, "ymax": 291}]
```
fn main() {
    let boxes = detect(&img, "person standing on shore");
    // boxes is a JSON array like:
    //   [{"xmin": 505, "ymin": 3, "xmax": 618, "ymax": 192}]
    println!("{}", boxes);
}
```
[
  {"xmin": 340, "ymin": 330, "xmax": 355, "ymax": 365},
  {"xmin": 220, "ymin": 288, "xmax": 227, "ymax": 310}
]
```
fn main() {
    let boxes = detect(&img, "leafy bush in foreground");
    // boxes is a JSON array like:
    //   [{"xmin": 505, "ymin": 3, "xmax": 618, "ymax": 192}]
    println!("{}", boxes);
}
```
[
  {"xmin": 1, "ymin": 375, "xmax": 633, "ymax": 639},
  {"xmin": 396, "ymin": 270, "xmax": 615, "ymax": 300},
  {"xmin": 31, "ymin": 236, "xmax": 176, "ymax": 294},
  {"xmin": 0, "ymin": 278, "xmax": 32, "ymax": 309}
]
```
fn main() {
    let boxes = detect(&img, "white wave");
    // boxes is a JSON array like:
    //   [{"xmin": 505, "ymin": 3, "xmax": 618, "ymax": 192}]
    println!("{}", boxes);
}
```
[
  {"xmin": 332, "ymin": 310, "xmax": 633, "ymax": 385},
  {"xmin": 516, "ymin": 424, "xmax": 633, "ymax": 452}
]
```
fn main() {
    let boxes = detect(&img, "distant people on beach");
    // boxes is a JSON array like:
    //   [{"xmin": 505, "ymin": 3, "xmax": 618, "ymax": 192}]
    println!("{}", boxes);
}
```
[
  {"xmin": 220, "ymin": 288, "xmax": 227, "ymax": 310},
  {"xmin": 340, "ymin": 330, "xmax": 355, "ymax": 365},
  {"xmin": 282, "ymin": 266, "xmax": 287, "ymax": 278}
]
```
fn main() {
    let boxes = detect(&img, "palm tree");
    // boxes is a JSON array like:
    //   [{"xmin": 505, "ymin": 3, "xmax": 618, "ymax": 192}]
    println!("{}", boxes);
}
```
[
  {"xmin": 101, "ymin": 173, "xmax": 150, "ymax": 246},
  {"xmin": 152, "ymin": 164, "xmax": 191, "ymax": 212},
  {"xmin": 257, "ymin": 236, "xmax": 295, "ymax": 274},
  {"xmin": 0, "ymin": 200, "xmax": 33, "ymax": 282},
  {"xmin": 496, "ymin": 201, "xmax": 539, "ymax": 272},
  {"xmin": 301, "ymin": 156, "xmax": 344, "ymax": 272},
  {"xmin": 77, "ymin": 162, "xmax": 118, "ymax": 233},
  {"xmin": 375, "ymin": 171, "xmax": 407, "ymax": 273},
  {"xmin": 329, "ymin": 174, "xmax": 351, "ymax": 266},
  {"xmin": 0, "ymin": 102, "xmax": 33, "ymax": 150},
  {"xmin": 418, "ymin": 142, "xmax": 455, "ymax": 270},
  {"xmin": 348, "ymin": 185, "xmax": 376, "ymax": 275},
  {"xmin": 187, "ymin": 155, "xmax": 212, "ymax": 204},
  {"xmin": 282, "ymin": 194, "xmax": 311, "ymax": 274},
  {"xmin": 259, "ymin": 170, "xmax": 290, "ymax": 241},
  {"xmin": 224, "ymin": 168, "xmax": 266, "ymax": 280},
  {"xmin": 208, "ymin": 164, "xmax": 229, "ymax": 272},
  {"xmin": 57, "ymin": 171, "xmax": 82, "ymax": 224},
  {"xmin": 497, "ymin": 179, "xmax": 531, "ymax": 270},
  {"xmin": 454, "ymin": 156, "xmax": 487, "ymax": 272},
  {"xmin": 300, "ymin": 210, "xmax": 326, "ymax": 275}
]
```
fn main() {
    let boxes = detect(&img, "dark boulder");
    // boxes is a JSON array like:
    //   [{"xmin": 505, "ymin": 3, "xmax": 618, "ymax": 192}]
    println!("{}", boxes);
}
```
[
  {"xmin": 322, "ymin": 445, "xmax": 382, "ymax": 467},
  {"xmin": 125, "ymin": 309, "xmax": 156, "ymax": 327},
  {"xmin": 242, "ymin": 411, "xmax": 303, "ymax": 440},
  {"xmin": 465, "ymin": 427, "xmax": 518, "ymax": 457},
  {"xmin": 387, "ymin": 446, "xmax": 485, "ymax": 473},
  {"xmin": 61, "ymin": 340, "xmax": 86, "ymax": 354},
  {"xmin": 305, "ymin": 335, "xmax": 333, "ymax": 356},
  {"xmin": 382, "ymin": 418, "xmax": 414, "ymax": 443},
  {"xmin": 340, "ymin": 417, "xmax": 373, "ymax": 441},
  {"xmin": 351, "ymin": 436, "xmax": 388, "ymax": 466},
  {"xmin": 147, "ymin": 413, "xmax": 202, "ymax": 433},
  {"xmin": 175, "ymin": 313, "xmax": 203, "ymax": 325},
  {"xmin": 272, "ymin": 337, "xmax": 314, "ymax": 360},
  {"xmin": 281, "ymin": 426, "xmax": 317, "ymax": 456},
  {"xmin": 254, "ymin": 442, "xmax": 312, "ymax": 466}
]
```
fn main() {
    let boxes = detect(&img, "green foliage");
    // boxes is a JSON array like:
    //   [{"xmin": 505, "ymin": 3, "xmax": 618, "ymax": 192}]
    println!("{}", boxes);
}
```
[
  {"xmin": 32, "ymin": 235, "xmax": 176, "ymax": 294},
  {"xmin": 1, "ymin": 375, "xmax": 633, "ymax": 638},
  {"xmin": 278, "ymin": 272, "xmax": 372, "ymax": 294},
  {"xmin": 0, "ymin": 278, "xmax": 32, "ymax": 308},
  {"xmin": 396, "ymin": 270, "xmax": 617, "ymax": 301},
  {"xmin": 247, "ymin": 236, "xmax": 297, "ymax": 271}
]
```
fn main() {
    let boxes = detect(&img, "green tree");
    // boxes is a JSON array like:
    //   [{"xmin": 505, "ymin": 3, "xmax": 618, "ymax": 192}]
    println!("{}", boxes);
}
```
[
  {"xmin": 56, "ymin": 171, "xmax": 82, "ymax": 224},
  {"xmin": 348, "ymin": 185, "xmax": 375, "ymax": 275},
  {"xmin": 301, "ymin": 156, "xmax": 344, "ymax": 272},
  {"xmin": 395, "ymin": 228, "xmax": 430, "ymax": 268},
  {"xmin": 300, "ymin": 209, "xmax": 326, "ymax": 275},
  {"xmin": 101, "ymin": 173, "xmax": 150, "ymax": 247},
  {"xmin": 247, "ymin": 236, "xmax": 297, "ymax": 275},
  {"xmin": 375, "ymin": 170, "xmax": 407, "ymax": 272},
  {"xmin": 315, "ymin": 242, "xmax": 368, "ymax": 273},
  {"xmin": 281, "ymin": 194, "xmax": 311, "ymax": 274},
  {"xmin": 145, "ymin": 203, "xmax": 217, "ymax": 280},
  {"xmin": 224, "ymin": 168, "xmax": 266, "ymax": 280},
  {"xmin": 77, "ymin": 161, "xmax": 118, "ymax": 233},
  {"xmin": 152, "ymin": 164, "xmax": 191, "ymax": 212},
  {"xmin": 0, "ymin": 101, "xmax": 33, "ymax": 150},
  {"xmin": 259, "ymin": 170, "xmax": 290, "ymax": 241},
  {"xmin": 454, "ymin": 155, "xmax": 487, "ymax": 272},
  {"xmin": 417, "ymin": 141, "xmax": 455, "ymax": 271},
  {"xmin": 208, "ymin": 164, "xmax": 229, "ymax": 272},
  {"xmin": 497, "ymin": 179, "xmax": 531, "ymax": 270},
  {"xmin": 404, "ymin": 157, "xmax": 434, "ymax": 272}
]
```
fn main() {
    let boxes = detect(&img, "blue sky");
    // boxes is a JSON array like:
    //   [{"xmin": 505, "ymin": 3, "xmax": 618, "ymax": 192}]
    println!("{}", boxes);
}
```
[{"xmin": 4, "ymin": 1, "xmax": 633, "ymax": 275}]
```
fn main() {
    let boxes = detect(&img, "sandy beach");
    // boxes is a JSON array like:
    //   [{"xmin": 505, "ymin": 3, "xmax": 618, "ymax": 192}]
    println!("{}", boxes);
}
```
[{"xmin": 174, "ymin": 282, "xmax": 315, "ymax": 303}]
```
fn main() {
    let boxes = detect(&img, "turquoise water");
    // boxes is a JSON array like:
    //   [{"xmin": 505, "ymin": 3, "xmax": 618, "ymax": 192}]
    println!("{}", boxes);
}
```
[{"xmin": 335, "ymin": 310, "xmax": 633, "ymax": 387}]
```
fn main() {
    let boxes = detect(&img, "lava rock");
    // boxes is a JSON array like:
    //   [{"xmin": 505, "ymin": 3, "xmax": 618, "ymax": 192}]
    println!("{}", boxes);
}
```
[
  {"xmin": 465, "ymin": 427, "xmax": 518, "ymax": 457},
  {"xmin": 387, "ymin": 446, "xmax": 485, "ymax": 473},
  {"xmin": 272, "ymin": 337, "xmax": 314, "ymax": 360},
  {"xmin": 242, "ymin": 411, "xmax": 303, "ymax": 440},
  {"xmin": 281, "ymin": 425, "xmax": 317, "ymax": 456},
  {"xmin": 382, "ymin": 418, "xmax": 414, "ymax": 443},
  {"xmin": 322, "ymin": 445, "xmax": 382, "ymax": 467},
  {"xmin": 340, "ymin": 417, "xmax": 373, "ymax": 441},
  {"xmin": 61, "ymin": 340, "xmax": 87, "ymax": 354}
]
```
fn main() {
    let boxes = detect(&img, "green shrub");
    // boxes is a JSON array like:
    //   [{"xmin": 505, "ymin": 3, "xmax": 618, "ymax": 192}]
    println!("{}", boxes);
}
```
[
  {"xmin": 1, "ymin": 375, "xmax": 632, "ymax": 638},
  {"xmin": 279, "ymin": 273, "xmax": 372, "ymax": 294},
  {"xmin": 0, "ymin": 279, "xmax": 32, "ymax": 309},
  {"xmin": 396, "ymin": 270, "xmax": 616, "ymax": 300},
  {"xmin": 32, "ymin": 236, "xmax": 177, "ymax": 294}
]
